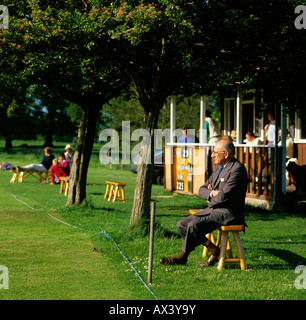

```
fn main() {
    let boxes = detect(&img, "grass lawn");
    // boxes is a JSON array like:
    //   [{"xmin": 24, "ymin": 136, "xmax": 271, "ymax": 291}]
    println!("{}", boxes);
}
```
[{"xmin": 0, "ymin": 141, "xmax": 305, "ymax": 300}]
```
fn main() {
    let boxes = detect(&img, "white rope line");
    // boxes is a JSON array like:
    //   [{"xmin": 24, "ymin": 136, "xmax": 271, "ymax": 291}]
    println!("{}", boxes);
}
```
[
  {"xmin": 8, "ymin": 191, "xmax": 80, "ymax": 229},
  {"xmin": 8, "ymin": 190, "xmax": 158, "ymax": 300},
  {"xmin": 100, "ymin": 231, "xmax": 158, "ymax": 300}
]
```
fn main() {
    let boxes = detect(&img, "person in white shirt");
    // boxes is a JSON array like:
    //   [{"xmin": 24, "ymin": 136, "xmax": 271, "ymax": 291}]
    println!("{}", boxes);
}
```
[
  {"xmin": 64, "ymin": 144, "xmax": 74, "ymax": 169},
  {"xmin": 278, "ymin": 129, "xmax": 294, "ymax": 160},
  {"xmin": 244, "ymin": 131, "xmax": 263, "ymax": 146},
  {"xmin": 205, "ymin": 110, "xmax": 221, "ymax": 144},
  {"xmin": 264, "ymin": 111, "xmax": 276, "ymax": 146}
]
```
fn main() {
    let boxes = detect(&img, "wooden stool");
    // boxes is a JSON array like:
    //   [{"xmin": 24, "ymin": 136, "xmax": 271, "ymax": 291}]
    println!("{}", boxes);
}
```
[
  {"xmin": 189, "ymin": 209, "xmax": 247, "ymax": 269},
  {"xmin": 217, "ymin": 225, "xmax": 247, "ymax": 270},
  {"xmin": 59, "ymin": 177, "xmax": 70, "ymax": 196},
  {"xmin": 104, "ymin": 181, "xmax": 126, "ymax": 203}
]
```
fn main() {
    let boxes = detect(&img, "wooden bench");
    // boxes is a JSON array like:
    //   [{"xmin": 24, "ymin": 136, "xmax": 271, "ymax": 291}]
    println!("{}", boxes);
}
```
[
  {"xmin": 10, "ymin": 170, "xmax": 49, "ymax": 183},
  {"xmin": 189, "ymin": 209, "xmax": 247, "ymax": 270},
  {"xmin": 59, "ymin": 177, "xmax": 70, "ymax": 196},
  {"xmin": 104, "ymin": 181, "xmax": 126, "ymax": 203}
]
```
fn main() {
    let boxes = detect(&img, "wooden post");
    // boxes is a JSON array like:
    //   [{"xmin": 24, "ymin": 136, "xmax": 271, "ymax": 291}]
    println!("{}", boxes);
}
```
[
  {"xmin": 170, "ymin": 96, "xmax": 176, "ymax": 144},
  {"xmin": 281, "ymin": 103, "xmax": 287, "ymax": 196},
  {"xmin": 148, "ymin": 201, "xmax": 156, "ymax": 284},
  {"xmin": 236, "ymin": 91, "xmax": 242, "ymax": 145},
  {"xmin": 200, "ymin": 95, "xmax": 206, "ymax": 143}
]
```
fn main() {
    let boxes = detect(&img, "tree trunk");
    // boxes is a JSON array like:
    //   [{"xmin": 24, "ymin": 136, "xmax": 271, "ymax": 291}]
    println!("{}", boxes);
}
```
[
  {"xmin": 130, "ymin": 108, "xmax": 160, "ymax": 228},
  {"xmin": 66, "ymin": 104, "xmax": 100, "ymax": 206},
  {"xmin": 5, "ymin": 135, "xmax": 12, "ymax": 149},
  {"xmin": 42, "ymin": 133, "xmax": 54, "ymax": 148}
]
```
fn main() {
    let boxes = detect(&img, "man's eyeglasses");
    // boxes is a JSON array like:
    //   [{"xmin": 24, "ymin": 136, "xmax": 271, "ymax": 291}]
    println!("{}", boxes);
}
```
[{"xmin": 212, "ymin": 150, "xmax": 226, "ymax": 155}]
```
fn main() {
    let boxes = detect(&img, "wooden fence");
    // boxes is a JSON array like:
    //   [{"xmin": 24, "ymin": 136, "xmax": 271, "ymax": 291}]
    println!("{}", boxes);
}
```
[
  {"xmin": 210, "ymin": 145, "xmax": 281, "ymax": 201},
  {"xmin": 164, "ymin": 144, "xmax": 283, "ymax": 202}
]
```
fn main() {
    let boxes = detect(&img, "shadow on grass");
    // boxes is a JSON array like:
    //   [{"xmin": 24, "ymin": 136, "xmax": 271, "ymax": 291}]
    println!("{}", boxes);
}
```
[
  {"xmin": 88, "ymin": 192, "xmax": 104, "ymax": 196},
  {"xmin": 244, "ymin": 204, "xmax": 306, "ymax": 221},
  {"xmin": 263, "ymin": 248, "xmax": 306, "ymax": 267},
  {"xmin": 155, "ymin": 222, "xmax": 181, "ymax": 239}
]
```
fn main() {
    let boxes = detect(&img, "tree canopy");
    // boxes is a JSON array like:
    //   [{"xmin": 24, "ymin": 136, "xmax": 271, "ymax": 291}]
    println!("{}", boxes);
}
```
[
  {"xmin": 1, "ymin": 0, "xmax": 305, "ymax": 227},
  {"xmin": 1, "ymin": 0, "xmax": 131, "ymax": 205}
]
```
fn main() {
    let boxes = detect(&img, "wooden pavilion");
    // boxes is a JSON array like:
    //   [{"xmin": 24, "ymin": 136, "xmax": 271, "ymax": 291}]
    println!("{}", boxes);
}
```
[{"xmin": 163, "ymin": 90, "xmax": 306, "ymax": 209}]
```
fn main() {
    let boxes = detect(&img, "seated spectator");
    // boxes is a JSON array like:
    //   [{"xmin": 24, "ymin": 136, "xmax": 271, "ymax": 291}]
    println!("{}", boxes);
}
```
[
  {"xmin": 17, "ymin": 147, "xmax": 54, "ymax": 173},
  {"xmin": 0, "ymin": 162, "xmax": 16, "ymax": 171},
  {"xmin": 50, "ymin": 153, "xmax": 70, "ymax": 185},
  {"xmin": 64, "ymin": 144, "xmax": 74, "ymax": 169},
  {"xmin": 244, "ymin": 132, "xmax": 263, "ymax": 145},
  {"xmin": 230, "ymin": 130, "xmax": 237, "ymax": 143},
  {"xmin": 278, "ymin": 129, "xmax": 294, "ymax": 161},
  {"xmin": 243, "ymin": 132, "xmax": 263, "ymax": 155},
  {"xmin": 178, "ymin": 126, "xmax": 199, "ymax": 143}
]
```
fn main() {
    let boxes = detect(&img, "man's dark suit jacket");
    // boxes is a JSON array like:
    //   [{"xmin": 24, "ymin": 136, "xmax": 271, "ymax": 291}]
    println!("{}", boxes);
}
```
[{"xmin": 197, "ymin": 157, "xmax": 248, "ymax": 226}]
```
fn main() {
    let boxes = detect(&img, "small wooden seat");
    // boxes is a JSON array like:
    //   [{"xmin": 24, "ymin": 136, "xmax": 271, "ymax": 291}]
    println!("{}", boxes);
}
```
[
  {"xmin": 10, "ymin": 170, "xmax": 49, "ymax": 183},
  {"xmin": 217, "ymin": 225, "xmax": 247, "ymax": 270},
  {"xmin": 104, "ymin": 180, "xmax": 126, "ymax": 203},
  {"xmin": 59, "ymin": 177, "xmax": 70, "ymax": 196},
  {"xmin": 189, "ymin": 209, "xmax": 247, "ymax": 270}
]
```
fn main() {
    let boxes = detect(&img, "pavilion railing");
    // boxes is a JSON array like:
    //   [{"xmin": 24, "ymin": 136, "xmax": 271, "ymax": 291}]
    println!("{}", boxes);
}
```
[
  {"xmin": 166, "ymin": 143, "xmax": 282, "ymax": 202},
  {"xmin": 210, "ymin": 145, "xmax": 281, "ymax": 201}
]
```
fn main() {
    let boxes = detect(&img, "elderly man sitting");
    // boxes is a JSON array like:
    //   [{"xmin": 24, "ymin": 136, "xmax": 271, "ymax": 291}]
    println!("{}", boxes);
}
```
[{"xmin": 160, "ymin": 139, "xmax": 248, "ymax": 267}]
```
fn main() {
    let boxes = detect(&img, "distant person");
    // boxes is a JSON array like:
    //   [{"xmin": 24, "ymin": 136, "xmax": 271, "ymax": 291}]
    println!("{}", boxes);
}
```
[
  {"xmin": 50, "ymin": 153, "xmax": 70, "ymax": 185},
  {"xmin": 264, "ymin": 111, "xmax": 276, "ymax": 162},
  {"xmin": 278, "ymin": 129, "xmax": 294, "ymax": 161},
  {"xmin": 264, "ymin": 111, "xmax": 276, "ymax": 146},
  {"xmin": 205, "ymin": 110, "xmax": 221, "ymax": 144},
  {"xmin": 16, "ymin": 147, "xmax": 54, "ymax": 173},
  {"xmin": 178, "ymin": 126, "xmax": 199, "ymax": 143},
  {"xmin": 289, "ymin": 124, "xmax": 295, "ymax": 139},
  {"xmin": 244, "ymin": 132, "xmax": 263, "ymax": 146},
  {"xmin": 230, "ymin": 130, "xmax": 237, "ymax": 143},
  {"xmin": 64, "ymin": 144, "xmax": 74, "ymax": 169},
  {"xmin": 0, "ymin": 162, "xmax": 15, "ymax": 171}
]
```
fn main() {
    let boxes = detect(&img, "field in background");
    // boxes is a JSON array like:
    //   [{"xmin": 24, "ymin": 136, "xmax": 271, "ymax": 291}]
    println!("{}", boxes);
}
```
[{"xmin": 0, "ymin": 140, "xmax": 305, "ymax": 300}]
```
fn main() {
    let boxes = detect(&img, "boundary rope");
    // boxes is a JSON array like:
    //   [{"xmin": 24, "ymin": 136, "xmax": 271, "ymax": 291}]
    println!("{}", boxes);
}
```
[
  {"xmin": 9, "ymin": 191, "xmax": 80, "ymax": 229},
  {"xmin": 99, "ymin": 231, "xmax": 158, "ymax": 300},
  {"xmin": 8, "ymin": 191, "xmax": 158, "ymax": 300}
]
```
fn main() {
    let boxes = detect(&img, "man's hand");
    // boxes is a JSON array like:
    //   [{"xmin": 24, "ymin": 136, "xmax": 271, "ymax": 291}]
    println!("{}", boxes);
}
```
[
  {"xmin": 211, "ymin": 190, "xmax": 221, "ymax": 197},
  {"xmin": 208, "ymin": 184, "xmax": 221, "ymax": 197}
]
